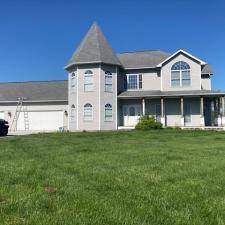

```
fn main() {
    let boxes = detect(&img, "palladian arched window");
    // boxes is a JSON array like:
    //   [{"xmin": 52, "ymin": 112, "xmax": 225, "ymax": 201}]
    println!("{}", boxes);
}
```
[
  {"xmin": 105, "ymin": 104, "xmax": 113, "ymax": 121},
  {"xmin": 84, "ymin": 103, "xmax": 93, "ymax": 121},
  {"xmin": 171, "ymin": 61, "xmax": 191, "ymax": 87},
  {"xmin": 84, "ymin": 70, "xmax": 94, "ymax": 91}
]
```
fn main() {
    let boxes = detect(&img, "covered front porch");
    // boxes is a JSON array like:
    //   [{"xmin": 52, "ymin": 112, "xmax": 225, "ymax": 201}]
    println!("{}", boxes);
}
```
[{"xmin": 117, "ymin": 91, "xmax": 225, "ymax": 128}]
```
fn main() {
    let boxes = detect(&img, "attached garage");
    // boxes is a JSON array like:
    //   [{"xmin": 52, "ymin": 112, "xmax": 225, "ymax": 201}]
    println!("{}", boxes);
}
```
[{"xmin": 17, "ymin": 111, "xmax": 64, "ymax": 131}]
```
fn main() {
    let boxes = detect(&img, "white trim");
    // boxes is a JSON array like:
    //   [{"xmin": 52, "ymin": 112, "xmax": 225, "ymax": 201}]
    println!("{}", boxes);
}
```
[
  {"xmin": 115, "ymin": 66, "xmax": 118, "ymax": 129},
  {"xmin": 125, "ymin": 74, "xmax": 142, "ymax": 90},
  {"xmin": 160, "ymin": 69, "xmax": 163, "ymax": 91},
  {"xmin": 99, "ymin": 64, "xmax": 101, "ymax": 130},
  {"xmin": 83, "ymin": 103, "xmax": 93, "ymax": 121},
  {"xmin": 104, "ymin": 103, "xmax": 113, "ymax": 122},
  {"xmin": 104, "ymin": 71, "xmax": 113, "ymax": 93},
  {"xmin": 76, "ymin": 65, "xmax": 79, "ymax": 129},
  {"xmin": 157, "ymin": 49, "xmax": 206, "ymax": 67},
  {"xmin": 170, "ymin": 64, "xmax": 191, "ymax": 88}
]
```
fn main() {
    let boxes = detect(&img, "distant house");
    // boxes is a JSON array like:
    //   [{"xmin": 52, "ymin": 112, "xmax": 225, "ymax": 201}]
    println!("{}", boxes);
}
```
[{"xmin": 0, "ymin": 22, "xmax": 224, "ymax": 131}]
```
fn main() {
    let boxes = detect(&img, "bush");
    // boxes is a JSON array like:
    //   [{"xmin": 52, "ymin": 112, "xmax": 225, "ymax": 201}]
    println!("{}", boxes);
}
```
[{"xmin": 135, "ymin": 115, "xmax": 162, "ymax": 130}]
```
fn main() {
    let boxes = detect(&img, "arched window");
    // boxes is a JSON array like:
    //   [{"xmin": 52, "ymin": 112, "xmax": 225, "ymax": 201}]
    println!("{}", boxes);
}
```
[
  {"xmin": 71, "ymin": 72, "xmax": 76, "ymax": 92},
  {"xmin": 84, "ymin": 103, "xmax": 93, "ymax": 121},
  {"xmin": 171, "ymin": 61, "xmax": 191, "ymax": 87},
  {"xmin": 105, "ymin": 71, "xmax": 113, "ymax": 92},
  {"xmin": 71, "ymin": 105, "xmax": 76, "ymax": 122},
  {"xmin": 84, "ymin": 70, "xmax": 94, "ymax": 91},
  {"xmin": 105, "ymin": 104, "xmax": 113, "ymax": 121}
]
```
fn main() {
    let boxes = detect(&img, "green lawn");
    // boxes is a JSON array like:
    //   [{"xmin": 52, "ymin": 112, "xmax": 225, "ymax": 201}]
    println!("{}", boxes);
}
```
[{"xmin": 1, "ymin": 130, "xmax": 225, "ymax": 225}]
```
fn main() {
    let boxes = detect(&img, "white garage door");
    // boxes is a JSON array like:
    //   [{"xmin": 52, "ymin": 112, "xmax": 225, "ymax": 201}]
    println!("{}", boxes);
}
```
[
  {"xmin": 17, "ymin": 111, "xmax": 64, "ymax": 131},
  {"xmin": 0, "ymin": 112, "xmax": 4, "ymax": 119}
]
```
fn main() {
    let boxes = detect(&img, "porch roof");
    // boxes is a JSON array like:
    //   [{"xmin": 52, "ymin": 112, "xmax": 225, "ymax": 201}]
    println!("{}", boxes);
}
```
[{"xmin": 118, "ymin": 90, "xmax": 225, "ymax": 98}]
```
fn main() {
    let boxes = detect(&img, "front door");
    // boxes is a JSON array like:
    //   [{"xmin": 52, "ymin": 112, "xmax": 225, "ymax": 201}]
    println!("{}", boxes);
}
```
[{"xmin": 123, "ymin": 105, "xmax": 141, "ymax": 126}]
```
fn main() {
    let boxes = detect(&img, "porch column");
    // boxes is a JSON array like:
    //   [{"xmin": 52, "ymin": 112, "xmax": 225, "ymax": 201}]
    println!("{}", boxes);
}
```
[
  {"xmin": 200, "ymin": 96, "xmax": 205, "ymax": 126},
  {"xmin": 142, "ymin": 98, "xmax": 145, "ymax": 116},
  {"xmin": 222, "ymin": 96, "xmax": 225, "ymax": 126},
  {"xmin": 180, "ymin": 97, "xmax": 184, "ymax": 127},
  {"xmin": 160, "ymin": 97, "xmax": 165, "ymax": 127},
  {"xmin": 218, "ymin": 97, "xmax": 222, "ymax": 126}
]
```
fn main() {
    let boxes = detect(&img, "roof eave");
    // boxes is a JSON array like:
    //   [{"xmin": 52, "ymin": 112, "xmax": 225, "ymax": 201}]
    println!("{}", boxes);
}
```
[{"xmin": 65, "ymin": 61, "xmax": 122, "ymax": 70}]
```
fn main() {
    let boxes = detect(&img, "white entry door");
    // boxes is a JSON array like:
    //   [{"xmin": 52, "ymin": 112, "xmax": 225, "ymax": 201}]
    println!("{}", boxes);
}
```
[
  {"xmin": 17, "ymin": 111, "xmax": 64, "ymax": 131},
  {"xmin": 123, "ymin": 105, "xmax": 141, "ymax": 126}
]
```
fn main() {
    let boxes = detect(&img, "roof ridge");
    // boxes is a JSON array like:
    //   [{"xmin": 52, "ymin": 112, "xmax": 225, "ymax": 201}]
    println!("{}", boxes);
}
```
[
  {"xmin": 95, "ymin": 23, "xmax": 102, "ymax": 61},
  {"xmin": 117, "ymin": 50, "xmax": 171, "ymax": 54}
]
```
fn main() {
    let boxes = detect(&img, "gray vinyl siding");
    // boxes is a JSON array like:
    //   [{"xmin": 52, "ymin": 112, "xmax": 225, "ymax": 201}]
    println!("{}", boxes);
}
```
[
  {"xmin": 100, "ymin": 64, "xmax": 117, "ymax": 130},
  {"xmin": 123, "ymin": 69, "xmax": 161, "ymax": 91},
  {"xmin": 161, "ymin": 53, "xmax": 201, "ymax": 91},
  {"xmin": 68, "ymin": 69, "xmax": 77, "ymax": 131},
  {"xmin": 77, "ymin": 64, "xmax": 100, "ymax": 131}
]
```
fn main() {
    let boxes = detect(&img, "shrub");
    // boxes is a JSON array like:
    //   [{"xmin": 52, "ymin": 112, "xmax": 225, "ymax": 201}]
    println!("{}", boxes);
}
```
[{"xmin": 135, "ymin": 115, "xmax": 162, "ymax": 130}]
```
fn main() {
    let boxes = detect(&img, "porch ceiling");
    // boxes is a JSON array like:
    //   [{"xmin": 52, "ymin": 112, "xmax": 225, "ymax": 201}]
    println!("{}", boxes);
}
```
[{"xmin": 118, "ymin": 90, "xmax": 225, "ymax": 98}]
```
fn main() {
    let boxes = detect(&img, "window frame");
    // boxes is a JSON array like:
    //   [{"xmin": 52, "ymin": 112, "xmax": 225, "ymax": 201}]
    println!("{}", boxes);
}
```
[
  {"xmin": 84, "ymin": 70, "xmax": 94, "ymax": 92},
  {"xmin": 125, "ymin": 74, "xmax": 143, "ymax": 90},
  {"xmin": 70, "ymin": 104, "xmax": 76, "ymax": 122},
  {"xmin": 71, "ymin": 72, "xmax": 76, "ymax": 93},
  {"xmin": 171, "ymin": 61, "xmax": 191, "ymax": 88},
  {"xmin": 105, "ymin": 71, "xmax": 113, "ymax": 92},
  {"xmin": 104, "ymin": 103, "xmax": 113, "ymax": 121},
  {"xmin": 83, "ymin": 103, "xmax": 93, "ymax": 121}
]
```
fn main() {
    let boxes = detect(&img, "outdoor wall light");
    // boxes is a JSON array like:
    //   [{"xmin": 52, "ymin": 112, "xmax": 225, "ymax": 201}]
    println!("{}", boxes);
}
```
[
  {"xmin": 8, "ymin": 112, "xmax": 12, "ymax": 117},
  {"xmin": 64, "ymin": 110, "xmax": 68, "ymax": 116}
]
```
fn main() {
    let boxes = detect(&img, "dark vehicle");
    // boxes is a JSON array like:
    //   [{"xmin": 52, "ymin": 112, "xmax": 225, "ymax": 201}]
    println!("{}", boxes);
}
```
[{"xmin": 0, "ymin": 119, "xmax": 9, "ymax": 136}]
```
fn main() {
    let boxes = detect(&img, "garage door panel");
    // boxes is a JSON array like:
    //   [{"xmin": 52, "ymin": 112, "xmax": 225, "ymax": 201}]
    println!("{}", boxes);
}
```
[{"xmin": 17, "ymin": 111, "xmax": 63, "ymax": 131}]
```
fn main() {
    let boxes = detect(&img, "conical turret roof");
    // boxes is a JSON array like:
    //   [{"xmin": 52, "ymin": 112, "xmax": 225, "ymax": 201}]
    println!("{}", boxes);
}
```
[{"xmin": 65, "ymin": 22, "xmax": 121, "ymax": 69}]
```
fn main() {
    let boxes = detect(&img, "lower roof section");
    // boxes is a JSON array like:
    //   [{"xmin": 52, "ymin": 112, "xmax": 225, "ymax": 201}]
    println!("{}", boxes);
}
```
[
  {"xmin": 0, "ymin": 80, "xmax": 68, "ymax": 102},
  {"xmin": 118, "ymin": 90, "xmax": 225, "ymax": 98}
]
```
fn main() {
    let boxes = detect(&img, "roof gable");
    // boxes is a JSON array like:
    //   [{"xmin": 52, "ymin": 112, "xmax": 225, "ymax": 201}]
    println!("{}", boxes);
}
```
[
  {"xmin": 156, "ymin": 49, "xmax": 206, "ymax": 67},
  {"xmin": 65, "ymin": 22, "xmax": 121, "ymax": 69}
]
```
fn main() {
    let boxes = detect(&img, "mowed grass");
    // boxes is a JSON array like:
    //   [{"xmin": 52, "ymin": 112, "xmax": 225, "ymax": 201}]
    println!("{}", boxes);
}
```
[{"xmin": 1, "ymin": 130, "xmax": 225, "ymax": 225}]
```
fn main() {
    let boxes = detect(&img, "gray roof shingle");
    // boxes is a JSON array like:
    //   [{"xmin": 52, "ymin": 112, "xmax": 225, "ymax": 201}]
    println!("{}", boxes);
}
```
[
  {"xmin": 117, "ymin": 50, "xmax": 171, "ymax": 69},
  {"xmin": 0, "ymin": 80, "xmax": 68, "ymax": 102},
  {"xmin": 66, "ymin": 22, "xmax": 121, "ymax": 68},
  {"xmin": 202, "ymin": 64, "xmax": 213, "ymax": 75}
]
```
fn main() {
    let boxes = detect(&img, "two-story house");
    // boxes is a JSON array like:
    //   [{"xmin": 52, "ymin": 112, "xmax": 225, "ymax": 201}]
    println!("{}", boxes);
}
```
[
  {"xmin": 65, "ymin": 22, "xmax": 225, "ymax": 131},
  {"xmin": 0, "ymin": 22, "xmax": 224, "ymax": 132}
]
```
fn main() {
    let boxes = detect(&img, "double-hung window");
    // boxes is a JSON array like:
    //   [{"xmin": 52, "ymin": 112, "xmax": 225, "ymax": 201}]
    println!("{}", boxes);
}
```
[
  {"xmin": 171, "ymin": 61, "xmax": 191, "ymax": 87},
  {"xmin": 105, "ymin": 104, "xmax": 113, "ymax": 121},
  {"xmin": 71, "ymin": 72, "xmax": 76, "ymax": 92},
  {"xmin": 84, "ymin": 70, "xmax": 94, "ymax": 91},
  {"xmin": 125, "ymin": 74, "xmax": 142, "ymax": 90},
  {"xmin": 70, "ymin": 105, "xmax": 76, "ymax": 122},
  {"xmin": 105, "ymin": 71, "xmax": 113, "ymax": 92},
  {"xmin": 84, "ymin": 103, "xmax": 93, "ymax": 121}
]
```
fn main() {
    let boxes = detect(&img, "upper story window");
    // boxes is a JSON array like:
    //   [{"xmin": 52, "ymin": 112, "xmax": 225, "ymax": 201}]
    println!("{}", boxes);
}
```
[
  {"xmin": 124, "ymin": 74, "xmax": 142, "ymax": 90},
  {"xmin": 105, "ymin": 103, "xmax": 113, "ymax": 121},
  {"xmin": 84, "ymin": 103, "xmax": 93, "ymax": 121},
  {"xmin": 171, "ymin": 61, "xmax": 191, "ymax": 87},
  {"xmin": 71, "ymin": 72, "xmax": 76, "ymax": 92},
  {"xmin": 105, "ymin": 71, "xmax": 113, "ymax": 92},
  {"xmin": 70, "ymin": 104, "xmax": 76, "ymax": 122},
  {"xmin": 84, "ymin": 70, "xmax": 94, "ymax": 91}
]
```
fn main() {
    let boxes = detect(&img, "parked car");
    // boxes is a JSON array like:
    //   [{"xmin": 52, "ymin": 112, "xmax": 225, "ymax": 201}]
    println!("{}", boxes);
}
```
[{"xmin": 0, "ymin": 119, "xmax": 9, "ymax": 136}]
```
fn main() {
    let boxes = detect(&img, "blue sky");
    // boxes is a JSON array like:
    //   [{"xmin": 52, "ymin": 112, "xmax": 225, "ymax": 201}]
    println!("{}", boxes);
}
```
[{"xmin": 0, "ymin": 0, "xmax": 225, "ymax": 89}]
